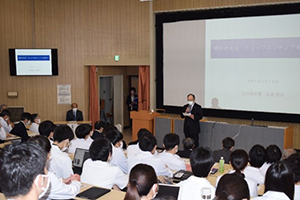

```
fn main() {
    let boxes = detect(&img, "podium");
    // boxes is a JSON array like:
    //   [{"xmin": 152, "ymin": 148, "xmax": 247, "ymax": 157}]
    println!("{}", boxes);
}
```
[{"xmin": 130, "ymin": 111, "xmax": 160, "ymax": 141}]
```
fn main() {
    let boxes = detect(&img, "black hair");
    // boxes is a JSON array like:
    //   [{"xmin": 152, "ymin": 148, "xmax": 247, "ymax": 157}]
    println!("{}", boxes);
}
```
[
  {"xmin": 182, "ymin": 137, "xmax": 195, "ymax": 149},
  {"xmin": 137, "ymin": 128, "xmax": 151, "ymax": 139},
  {"xmin": 265, "ymin": 162, "xmax": 294, "ymax": 200},
  {"xmin": 20, "ymin": 112, "xmax": 32, "ymax": 121},
  {"xmin": 75, "ymin": 124, "xmax": 92, "ymax": 139},
  {"xmin": 229, "ymin": 149, "xmax": 249, "ymax": 178},
  {"xmin": 285, "ymin": 153, "xmax": 300, "ymax": 183},
  {"xmin": 249, "ymin": 144, "xmax": 266, "ymax": 168},
  {"xmin": 215, "ymin": 173, "xmax": 250, "ymax": 200},
  {"xmin": 265, "ymin": 145, "xmax": 282, "ymax": 164},
  {"xmin": 124, "ymin": 164, "xmax": 157, "ymax": 200},
  {"xmin": 28, "ymin": 135, "xmax": 51, "ymax": 153},
  {"xmin": 222, "ymin": 137, "xmax": 235, "ymax": 150},
  {"xmin": 0, "ymin": 109, "xmax": 10, "ymax": 117},
  {"xmin": 190, "ymin": 147, "xmax": 214, "ymax": 178},
  {"xmin": 163, "ymin": 133, "xmax": 179, "ymax": 150},
  {"xmin": 53, "ymin": 125, "xmax": 74, "ymax": 143},
  {"xmin": 102, "ymin": 124, "xmax": 117, "ymax": 136},
  {"xmin": 130, "ymin": 87, "xmax": 136, "ymax": 93},
  {"xmin": 106, "ymin": 130, "xmax": 123, "ymax": 145},
  {"xmin": 0, "ymin": 142, "xmax": 47, "ymax": 198},
  {"xmin": 138, "ymin": 133, "xmax": 157, "ymax": 152},
  {"xmin": 39, "ymin": 120, "xmax": 56, "ymax": 137},
  {"xmin": 31, "ymin": 113, "xmax": 38, "ymax": 122},
  {"xmin": 94, "ymin": 121, "xmax": 105, "ymax": 130},
  {"xmin": 187, "ymin": 93, "xmax": 195, "ymax": 99},
  {"xmin": 89, "ymin": 138, "xmax": 112, "ymax": 162}
]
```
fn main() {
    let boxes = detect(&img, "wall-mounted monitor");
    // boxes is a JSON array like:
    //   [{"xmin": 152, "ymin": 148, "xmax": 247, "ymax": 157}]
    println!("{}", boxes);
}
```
[{"xmin": 9, "ymin": 49, "xmax": 58, "ymax": 76}]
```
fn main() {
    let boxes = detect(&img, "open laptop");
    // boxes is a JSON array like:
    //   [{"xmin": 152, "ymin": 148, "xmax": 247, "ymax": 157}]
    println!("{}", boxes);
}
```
[
  {"xmin": 155, "ymin": 184, "xmax": 182, "ymax": 200},
  {"xmin": 72, "ymin": 148, "xmax": 90, "ymax": 175}
]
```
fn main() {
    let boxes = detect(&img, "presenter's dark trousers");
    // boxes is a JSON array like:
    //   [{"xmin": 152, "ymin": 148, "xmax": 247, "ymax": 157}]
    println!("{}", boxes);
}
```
[{"xmin": 184, "ymin": 128, "xmax": 199, "ymax": 147}]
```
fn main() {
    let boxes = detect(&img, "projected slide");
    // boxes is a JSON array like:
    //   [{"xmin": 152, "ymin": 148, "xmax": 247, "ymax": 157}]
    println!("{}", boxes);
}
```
[
  {"xmin": 163, "ymin": 13, "xmax": 300, "ymax": 114},
  {"xmin": 15, "ymin": 49, "xmax": 52, "ymax": 75}
]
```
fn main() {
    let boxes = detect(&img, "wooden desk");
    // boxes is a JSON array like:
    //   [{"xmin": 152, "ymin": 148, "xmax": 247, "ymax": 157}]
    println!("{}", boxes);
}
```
[
  {"xmin": 0, "ymin": 142, "xmax": 11, "ymax": 149},
  {"xmin": 27, "ymin": 130, "xmax": 39, "ymax": 137},
  {"xmin": 4, "ymin": 135, "xmax": 21, "ymax": 142}
]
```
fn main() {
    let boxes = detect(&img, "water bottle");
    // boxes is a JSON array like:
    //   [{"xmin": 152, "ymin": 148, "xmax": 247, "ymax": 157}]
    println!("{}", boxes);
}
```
[{"xmin": 219, "ymin": 156, "xmax": 224, "ymax": 173}]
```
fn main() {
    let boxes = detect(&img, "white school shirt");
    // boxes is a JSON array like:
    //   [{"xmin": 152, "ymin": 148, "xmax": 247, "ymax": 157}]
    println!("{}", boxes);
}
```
[
  {"xmin": 29, "ymin": 122, "xmax": 39, "ymax": 134},
  {"xmin": 0, "ymin": 117, "xmax": 12, "ymax": 133},
  {"xmin": 244, "ymin": 166, "xmax": 265, "ymax": 185},
  {"xmin": 252, "ymin": 191, "xmax": 290, "ymax": 200},
  {"xmin": 68, "ymin": 137, "xmax": 93, "ymax": 154},
  {"xmin": 158, "ymin": 151, "xmax": 186, "ymax": 171},
  {"xmin": 48, "ymin": 145, "xmax": 74, "ymax": 179},
  {"xmin": 110, "ymin": 145, "xmax": 128, "ymax": 174},
  {"xmin": 127, "ymin": 143, "xmax": 158, "ymax": 157},
  {"xmin": 0, "ymin": 126, "xmax": 6, "ymax": 140},
  {"xmin": 127, "ymin": 151, "xmax": 173, "ymax": 177},
  {"xmin": 295, "ymin": 184, "xmax": 300, "ymax": 200},
  {"xmin": 177, "ymin": 176, "xmax": 216, "ymax": 200},
  {"xmin": 81, "ymin": 159, "xmax": 128, "ymax": 190},
  {"xmin": 259, "ymin": 162, "xmax": 271, "ymax": 177},
  {"xmin": 41, "ymin": 172, "xmax": 81, "ymax": 200}
]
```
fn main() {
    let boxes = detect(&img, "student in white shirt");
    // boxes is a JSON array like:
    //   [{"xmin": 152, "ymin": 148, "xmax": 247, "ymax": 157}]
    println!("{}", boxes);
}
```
[
  {"xmin": 39, "ymin": 120, "xmax": 56, "ymax": 144},
  {"xmin": 124, "ymin": 164, "xmax": 159, "ymax": 200},
  {"xmin": 177, "ymin": 147, "xmax": 216, "ymax": 199},
  {"xmin": 252, "ymin": 162, "xmax": 294, "ymax": 200},
  {"xmin": 0, "ymin": 109, "xmax": 13, "ymax": 133},
  {"xmin": 127, "ymin": 129, "xmax": 154, "ymax": 157},
  {"xmin": 127, "ymin": 132, "xmax": 172, "ymax": 177},
  {"xmin": 81, "ymin": 138, "xmax": 128, "ymax": 190},
  {"xmin": 68, "ymin": 124, "xmax": 93, "ymax": 154},
  {"xmin": 0, "ymin": 124, "xmax": 8, "ymax": 140},
  {"xmin": 216, "ymin": 149, "xmax": 258, "ymax": 197},
  {"xmin": 158, "ymin": 133, "xmax": 186, "ymax": 171},
  {"xmin": 106, "ymin": 129, "xmax": 128, "ymax": 174},
  {"xmin": 260, "ymin": 145, "xmax": 282, "ymax": 177},
  {"xmin": 244, "ymin": 144, "xmax": 266, "ymax": 185},
  {"xmin": 215, "ymin": 173, "xmax": 250, "ymax": 200},
  {"xmin": 286, "ymin": 153, "xmax": 300, "ymax": 200},
  {"xmin": 28, "ymin": 135, "xmax": 81, "ymax": 200},
  {"xmin": 29, "ymin": 113, "xmax": 41, "ymax": 134},
  {"xmin": 49, "ymin": 125, "xmax": 75, "ymax": 179}
]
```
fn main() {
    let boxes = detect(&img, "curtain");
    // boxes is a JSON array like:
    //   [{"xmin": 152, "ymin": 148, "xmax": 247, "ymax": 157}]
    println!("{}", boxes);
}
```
[
  {"xmin": 89, "ymin": 66, "xmax": 100, "ymax": 126},
  {"xmin": 138, "ymin": 66, "xmax": 150, "ymax": 110}
]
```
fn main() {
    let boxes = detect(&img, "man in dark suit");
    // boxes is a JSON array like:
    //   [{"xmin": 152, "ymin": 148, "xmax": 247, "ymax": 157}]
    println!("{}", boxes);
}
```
[
  {"xmin": 126, "ymin": 87, "xmax": 138, "ymax": 128},
  {"xmin": 180, "ymin": 94, "xmax": 203, "ymax": 147},
  {"xmin": 10, "ymin": 112, "xmax": 32, "ymax": 142},
  {"xmin": 213, "ymin": 137, "xmax": 235, "ymax": 164},
  {"xmin": 66, "ymin": 103, "xmax": 83, "ymax": 121}
]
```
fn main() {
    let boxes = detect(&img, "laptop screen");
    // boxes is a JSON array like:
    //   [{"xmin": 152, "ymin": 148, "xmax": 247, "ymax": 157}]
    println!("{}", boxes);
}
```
[
  {"xmin": 73, "ymin": 148, "xmax": 90, "ymax": 168},
  {"xmin": 155, "ymin": 184, "xmax": 181, "ymax": 200}
]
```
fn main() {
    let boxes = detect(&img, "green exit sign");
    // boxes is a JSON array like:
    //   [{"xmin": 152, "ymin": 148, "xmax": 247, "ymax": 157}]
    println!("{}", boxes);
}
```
[{"xmin": 114, "ymin": 55, "xmax": 120, "ymax": 62}]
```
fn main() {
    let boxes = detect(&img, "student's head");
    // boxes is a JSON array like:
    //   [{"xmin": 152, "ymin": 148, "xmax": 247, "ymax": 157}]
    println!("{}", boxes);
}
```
[
  {"xmin": 163, "ymin": 133, "xmax": 180, "ymax": 152},
  {"xmin": 31, "ymin": 113, "xmax": 41, "ymax": 124},
  {"xmin": 139, "ymin": 133, "xmax": 157, "ymax": 154},
  {"xmin": 102, "ymin": 124, "xmax": 117, "ymax": 136},
  {"xmin": 137, "ymin": 128, "xmax": 152, "ymax": 140},
  {"xmin": 94, "ymin": 121, "xmax": 105, "ymax": 132},
  {"xmin": 0, "ymin": 104, "xmax": 8, "ymax": 112},
  {"xmin": 229, "ymin": 149, "xmax": 249, "ymax": 177},
  {"xmin": 182, "ymin": 137, "xmax": 195, "ymax": 150},
  {"xmin": 249, "ymin": 144, "xmax": 266, "ymax": 168},
  {"xmin": 222, "ymin": 137, "xmax": 235, "ymax": 150},
  {"xmin": 0, "ymin": 142, "xmax": 48, "ymax": 199},
  {"xmin": 282, "ymin": 148, "xmax": 297, "ymax": 160},
  {"xmin": 286, "ymin": 153, "xmax": 300, "ymax": 184},
  {"xmin": 39, "ymin": 120, "xmax": 56, "ymax": 139},
  {"xmin": 28, "ymin": 135, "xmax": 52, "ymax": 154},
  {"xmin": 190, "ymin": 147, "xmax": 214, "ymax": 178},
  {"xmin": 21, "ymin": 112, "xmax": 32, "ymax": 125},
  {"xmin": 215, "ymin": 173, "xmax": 250, "ymax": 200},
  {"xmin": 53, "ymin": 125, "xmax": 74, "ymax": 150},
  {"xmin": 75, "ymin": 124, "xmax": 92, "ymax": 139},
  {"xmin": 106, "ymin": 129, "xmax": 124, "ymax": 148},
  {"xmin": 89, "ymin": 138, "xmax": 112, "ymax": 162},
  {"xmin": 130, "ymin": 87, "xmax": 136, "ymax": 95},
  {"xmin": 265, "ymin": 162, "xmax": 294, "ymax": 200},
  {"xmin": 0, "ymin": 109, "xmax": 10, "ymax": 120},
  {"xmin": 265, "ymin": 145, "xmax": 282, "ymax": 164},
  {"xmin": 124, "ymin": 164, "xmax": 158, "ymax": 200}
]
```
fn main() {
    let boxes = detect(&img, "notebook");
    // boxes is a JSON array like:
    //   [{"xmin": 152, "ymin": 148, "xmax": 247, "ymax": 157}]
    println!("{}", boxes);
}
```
[
  {"xmin": 76, "ymin": 187, "xmax": 110, "ymax": 200},
  {"xmin": 155, "ymin": 184, "xmax": 182, "ymax": 200},
  {"xmin": 72, "ymin": 148, "xmax": 90, "ymax": 174}
]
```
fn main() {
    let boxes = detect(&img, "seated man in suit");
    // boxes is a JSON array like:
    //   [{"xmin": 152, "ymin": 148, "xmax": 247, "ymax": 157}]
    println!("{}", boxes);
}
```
[
  {"xmin": 177, "ymin": 137, "xmax": 195, "ymax": 159},
  {"xmin": 213, "ymin": 137, "xmax": 235, "ymax": 164},
  {"xmin": 66, "ymin": 103, "xmax": 83, "ymax": 121},
  {"xmin": 10, "ymin": 112, "xmax": 32, "ymax": 142}
]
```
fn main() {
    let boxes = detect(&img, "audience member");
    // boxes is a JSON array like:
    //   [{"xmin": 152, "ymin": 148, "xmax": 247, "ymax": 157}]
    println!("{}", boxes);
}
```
[
  {"xmin": 29, "ymin": 113, "xmax": 41, "ymax": 133},
  {"xmin": 286, "ymin": 153, "xmax": 300, "ymax": 200},
  {"xmin": 128, "ymin": 133, "xmax": 172, "ymax": 177},
  {"xmin": 39, "ymin": 120, "xmax": 56, "ymax": 142},
  {"xmin": 0, "ymin": 142, "xmax": 48, "ymax": 200},
  {"xmin": 0, "ymin": 124, "xmax": 7, "ymax": 140},
  {"xmin": 68, "ymin": 124, "xmax": 93, "ymax": 154},
  {"xmin": 49, "ymin": 125, "xmax": 74, "ymax": 179},
  {"xmin": 0, "ymin": 104, "xmax": 8, "ymax": 112},
  {"xmin": 106, "ymin": 129, "xmax": 128, "ymax": 174},
  {"xmin": 252, "ymin": 162, "xmax": 294, "ymax": 200},
  {"xmin": 91, "ymin": 121, "xmax": 105, "ymax": 140},
  {"xmin": 177, "ymin": 137, "xmax": 194, "ymax": 159},
  {"xmin": 124, "ymin": 164, "xmax": 158, "ymax": 200},
  {"xmin": 213, "ymin": 137, "xmax": 235, "ymax": 164},
  {"xmin": 66, "ymin": 103, "xmax": 83, "ymax": 121},
  {"xmin": 244, "ymin": 144, "xmax": 266, "ymax": 185},
  {"xmin": 81, "ymin": 138, "xmax": 128, "ymax": 190},
  {"xmin": 28, "ymin": 135, "xmax": 81, "ymax": 200},
  {"xmin": 215, "ymin": 173, "xmax": 250, "ymax": 200},
  {"xmin": 0, "ymin": 109, "xmax": 13, "ymax": 133},
  {"xmin": 127, "ymin": 129, "xmax": 152, "ymax": 157},
  {"xmin": 260, "ymin": 145, "xmax": 282, "ymax": 177},
  {"xmin": 177, "ymin": 147, "xmax": 216, "ymax": 199},
  {"xmin": 282, "ymin": 148, "xmax": 297, "ymax": 160},
  {"xmin": 10, "ymin": 112, "xmax": 32, "ymax": 141},
  {"xmin": 158, "ymin": 133, "xmax": 186, "ymax": 171}
]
